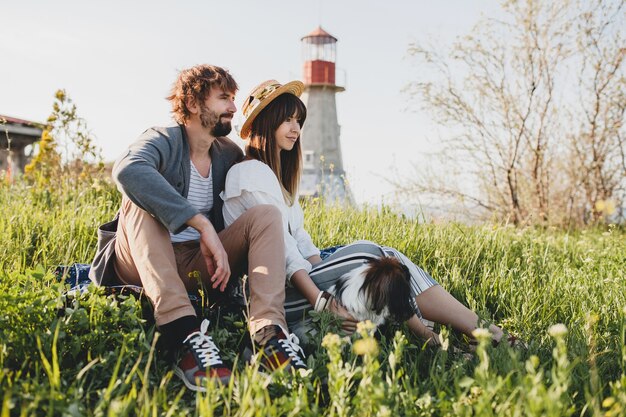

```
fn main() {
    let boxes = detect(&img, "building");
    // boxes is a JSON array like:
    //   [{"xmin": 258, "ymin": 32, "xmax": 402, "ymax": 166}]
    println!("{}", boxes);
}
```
[
  {"xmin": 299, "ymin": 27, "xmax": 352, "ymax": 203},
  {"xmin": 0, "ymin": 115, "xmax": 43, "ymax": 180}
]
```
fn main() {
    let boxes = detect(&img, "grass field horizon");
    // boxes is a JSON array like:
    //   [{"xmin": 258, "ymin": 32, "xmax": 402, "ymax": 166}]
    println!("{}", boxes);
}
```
[{"xmin": 1, "ymin": 179, "xmax": 625, "ymax": 416}]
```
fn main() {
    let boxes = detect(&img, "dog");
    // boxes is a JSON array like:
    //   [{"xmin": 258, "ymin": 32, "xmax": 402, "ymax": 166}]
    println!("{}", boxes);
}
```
[{"xmin": 327, "ymin": 256, "xmax": 416, "ymax": 327}]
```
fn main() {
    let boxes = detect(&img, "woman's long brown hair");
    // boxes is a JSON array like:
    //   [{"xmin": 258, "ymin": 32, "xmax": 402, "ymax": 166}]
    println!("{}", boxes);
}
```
[{"xmin": 246, "ymin": 93, "xmax": 307, "ymax": 205}]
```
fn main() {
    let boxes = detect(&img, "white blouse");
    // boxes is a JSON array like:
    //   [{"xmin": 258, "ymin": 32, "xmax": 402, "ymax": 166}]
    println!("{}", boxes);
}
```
[{"xmin": 221, "ymin": 159, "xmax": 320, "ymax": 282}]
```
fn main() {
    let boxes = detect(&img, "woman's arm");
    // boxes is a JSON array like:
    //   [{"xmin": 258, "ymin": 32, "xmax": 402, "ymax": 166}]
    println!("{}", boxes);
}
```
[
  {"xmin": 290, "ymin": 269, "xmax": 321, "ymax": 305},
  {"xmin": 291, "ymin": 269, "xmax": 357, "ymax": 333},
  {"xmin": 406, "ymin": 315, "xmax": 439, "ymax": 346},
  {"xmin": 291, "ymin": 201, "xmax": 320, "ymax": 260},
  {"xmin": 307, "ymin": 255, "xmax": 322, "ymax": 265}
]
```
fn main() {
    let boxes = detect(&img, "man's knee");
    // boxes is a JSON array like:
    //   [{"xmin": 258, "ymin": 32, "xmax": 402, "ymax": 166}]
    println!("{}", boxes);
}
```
[{"xmin": 246, "ymin": 204, "xmax": 282, "ymax": 226}]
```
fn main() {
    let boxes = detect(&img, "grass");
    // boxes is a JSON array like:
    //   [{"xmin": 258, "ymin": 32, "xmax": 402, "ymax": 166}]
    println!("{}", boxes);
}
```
[{"xmin": 1, "ymin": 179, "xmax": 625, "ymax": 416}]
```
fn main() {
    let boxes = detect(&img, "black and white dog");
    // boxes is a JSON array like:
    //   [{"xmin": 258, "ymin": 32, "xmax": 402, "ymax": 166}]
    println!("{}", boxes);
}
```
[{"xmin": 327, "ymin": 256, "xmax": 416, "ymax": 327}]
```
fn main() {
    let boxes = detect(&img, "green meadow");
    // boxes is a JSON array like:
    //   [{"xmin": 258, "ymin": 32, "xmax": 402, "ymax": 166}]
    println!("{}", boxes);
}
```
[{"xmin": 1, "ymin": 180, "xmax": 625, "ymax": 416}]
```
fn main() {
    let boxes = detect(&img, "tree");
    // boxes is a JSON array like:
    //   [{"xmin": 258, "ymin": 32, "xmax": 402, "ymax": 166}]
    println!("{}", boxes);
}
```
[
  {"xmin": 25, "ymin": 90, "xmax": 102, "ymax": 187},
  {"xmin": 402, "ymin": 0, "xmax": 625, "ymax": 226},
  {"xmin": 565, "ymin": 1, "xmax": 625, "ymax": 223}
]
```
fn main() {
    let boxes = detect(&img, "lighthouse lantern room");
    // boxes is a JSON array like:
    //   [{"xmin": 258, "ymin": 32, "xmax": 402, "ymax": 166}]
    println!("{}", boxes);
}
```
[{"xmin": 301, "ymin": 28, "xmax": 339, "ymax": 86}]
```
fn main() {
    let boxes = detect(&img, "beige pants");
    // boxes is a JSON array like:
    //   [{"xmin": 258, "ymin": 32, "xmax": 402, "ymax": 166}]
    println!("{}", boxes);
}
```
[{"xmin": 113, "ymin": 197, "xmax": 287, "ymax": 335}]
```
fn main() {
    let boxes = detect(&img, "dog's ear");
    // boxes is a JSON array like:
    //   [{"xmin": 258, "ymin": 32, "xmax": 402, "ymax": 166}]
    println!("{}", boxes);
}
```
[
  {"xmin": 401, "ymin": 264, "xmax": 410, "ymax": 281},
  {"xmin": 361, "ymin": 257, "xmax": 414, "ymax": 322}
]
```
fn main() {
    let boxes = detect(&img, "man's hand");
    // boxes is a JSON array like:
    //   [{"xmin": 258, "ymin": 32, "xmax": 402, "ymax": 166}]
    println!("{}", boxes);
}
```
[{"xmin": 188, "ymin": 214, "xmax": 231, "ymax": 291}]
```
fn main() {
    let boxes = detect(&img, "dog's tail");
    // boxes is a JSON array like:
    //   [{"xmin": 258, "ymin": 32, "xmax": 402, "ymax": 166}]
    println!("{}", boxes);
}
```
[{"xmin": 361, "ymin": 257, "xmax": 415, "ymax": 323}]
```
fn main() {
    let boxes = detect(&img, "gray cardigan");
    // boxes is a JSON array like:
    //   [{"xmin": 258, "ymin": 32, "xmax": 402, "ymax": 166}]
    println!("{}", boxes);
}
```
[{"xmin": 89, "ymin": 124, "xmax": 243, "ymax": 286}]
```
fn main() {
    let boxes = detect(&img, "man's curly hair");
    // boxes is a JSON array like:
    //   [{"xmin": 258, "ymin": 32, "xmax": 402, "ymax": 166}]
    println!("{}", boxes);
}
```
[{"xmin": 167, "ymin": 64, "xmax": 238, "ymax": 124}]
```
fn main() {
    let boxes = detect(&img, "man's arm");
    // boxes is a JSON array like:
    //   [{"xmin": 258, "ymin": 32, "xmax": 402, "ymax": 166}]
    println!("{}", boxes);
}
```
[
  {"xmin": 186, "ymin": 213, "xmax": 231, "ymax": 291},
  {"xmin": 113, "ymin": 128, "xmax": 198, "ymax": 234}
]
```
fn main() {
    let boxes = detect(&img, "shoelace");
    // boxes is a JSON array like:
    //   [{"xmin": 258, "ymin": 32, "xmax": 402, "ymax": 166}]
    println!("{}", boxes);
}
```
[
  {"xmin": 184, "ymin": 319, "xmax": 223, "ymax": 368},
  {"xmin": 278, "ymin": 333, "xmax": 306, "ymax": 368}
]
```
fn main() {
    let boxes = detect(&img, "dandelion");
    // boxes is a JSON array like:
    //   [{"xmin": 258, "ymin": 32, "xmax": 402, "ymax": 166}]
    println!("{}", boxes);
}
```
[
  {"xmin": 548, "ymin": 323, "xmax": 568, "ymax": 338},
  {"xmin": 353, "ymin": 338, "xmax": 378, "ymax": 356}
]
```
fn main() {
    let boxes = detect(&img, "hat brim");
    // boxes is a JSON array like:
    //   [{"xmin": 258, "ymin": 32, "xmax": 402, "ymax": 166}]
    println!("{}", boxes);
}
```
[{"xmin": 240, "ymin": 80, "xmax": 305, "ymax": 139}]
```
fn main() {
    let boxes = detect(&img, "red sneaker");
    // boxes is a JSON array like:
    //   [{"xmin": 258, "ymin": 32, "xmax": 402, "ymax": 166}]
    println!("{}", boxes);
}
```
[
  {"xmin": 173, "ymin": 319, "xmax": 231, "ymax": 391},
  {"xmin": 245, "ymin": 325, "xmax": 308, "ymax": 374}
]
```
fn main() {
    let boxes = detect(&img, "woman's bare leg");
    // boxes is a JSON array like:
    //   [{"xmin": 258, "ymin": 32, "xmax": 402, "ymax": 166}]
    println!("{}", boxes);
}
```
[{"xmin": 415, "ymin": 285, "xmax": 504, "ymax": 342}]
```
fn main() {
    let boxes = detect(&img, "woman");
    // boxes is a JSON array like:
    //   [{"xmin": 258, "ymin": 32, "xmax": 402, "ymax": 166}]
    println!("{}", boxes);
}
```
[{"xmin": 222, "ymin": 80, "xmax": 511, "ymax": 346}]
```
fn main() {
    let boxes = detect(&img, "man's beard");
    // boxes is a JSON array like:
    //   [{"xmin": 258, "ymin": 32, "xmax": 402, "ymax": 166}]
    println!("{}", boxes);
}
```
[{"xmin": 199, "ymin": 104, "xmax": 232, "ymax": 137}]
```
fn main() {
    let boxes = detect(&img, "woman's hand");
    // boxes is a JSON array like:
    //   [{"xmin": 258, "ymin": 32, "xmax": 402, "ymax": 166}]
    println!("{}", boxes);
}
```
[
  {"xmin": 327, "ymin": 296, "xmax": 358, "ymax": 334},
  {"xmin": 291, "ymin": 270, "xmax": 358, "ymax": 333}
]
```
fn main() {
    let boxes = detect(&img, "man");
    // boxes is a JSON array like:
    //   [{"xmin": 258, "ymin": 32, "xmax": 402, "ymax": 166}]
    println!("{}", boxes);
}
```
[{"xmin": 89, "ymin": 64, "xmax": 306, "ymax": 392}]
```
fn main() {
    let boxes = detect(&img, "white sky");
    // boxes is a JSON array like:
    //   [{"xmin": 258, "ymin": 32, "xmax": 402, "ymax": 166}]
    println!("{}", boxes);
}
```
[{"xmin": 1, "ymin": 0, "xmax": 502, "ymax": 205}]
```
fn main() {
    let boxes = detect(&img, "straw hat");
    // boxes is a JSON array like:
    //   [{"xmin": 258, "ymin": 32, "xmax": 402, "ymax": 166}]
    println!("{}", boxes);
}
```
[{"xmin": 240, "ymin": 80, "xmax": 304, "ymax": 139}]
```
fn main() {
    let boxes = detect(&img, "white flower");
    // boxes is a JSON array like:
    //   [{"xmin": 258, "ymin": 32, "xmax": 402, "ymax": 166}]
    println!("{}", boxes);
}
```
[
  {"xmin": 548, "ymin": 323, "xmax": 568, "ymax": 338},
  {"xmin": 471, "ymin": 328, "xmax": 492, "ymax": 341}
]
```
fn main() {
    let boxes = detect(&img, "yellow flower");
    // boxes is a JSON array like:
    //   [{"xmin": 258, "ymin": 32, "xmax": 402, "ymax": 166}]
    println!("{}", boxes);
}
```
[
  {"xmin": 595, "ymin": 200, "xmax": 606, "ymax": 212},
  {"xmin": 587, "ymin": 313, "xmax": 599, "ymax": 325},
  {"xmin": 322, "ymin": 333, "xmax": 342, "ymax": 349},
  {"xmin": 602, "ymin": 397, "xmax": 615, "ymax": 408},
  {"xmin": 595, "ymin": 199, "xmax": 617, "ymax": 216},
  {"xmin": 356, "ymin": 320, "xmax": 376, "ymax": 335},
  {"xmin": 605, "ymin": 200, "xmax": 616, "ymax": 215},
  {"xmin": 353, "ymin": 338, "xmax": 379, "ymax": 356}
]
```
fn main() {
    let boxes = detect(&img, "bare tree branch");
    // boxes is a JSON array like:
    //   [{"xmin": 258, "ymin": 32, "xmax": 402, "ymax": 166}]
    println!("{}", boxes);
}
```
[{"xmin": 401, "ymin": 0, "xmax": 625, "ymax": 226}]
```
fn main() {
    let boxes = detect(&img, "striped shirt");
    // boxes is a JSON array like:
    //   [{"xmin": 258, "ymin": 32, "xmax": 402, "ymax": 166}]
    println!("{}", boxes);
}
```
[{"xmin": 170, "ymin": 162, "xmax": 213, "ymax": 243}]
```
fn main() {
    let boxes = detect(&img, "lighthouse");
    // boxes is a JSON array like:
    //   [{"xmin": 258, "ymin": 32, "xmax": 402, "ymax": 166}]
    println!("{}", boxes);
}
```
[{"xmin": 299, "ymin": 26, "xmax": 352, "ymax": 203}]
